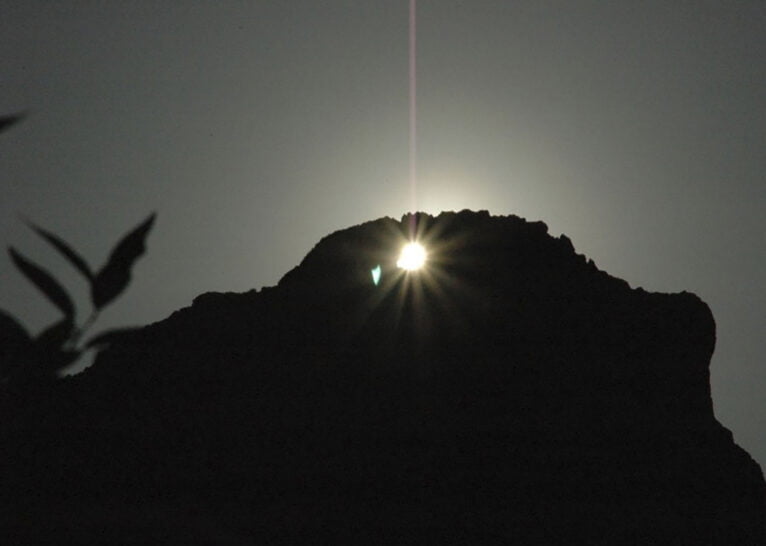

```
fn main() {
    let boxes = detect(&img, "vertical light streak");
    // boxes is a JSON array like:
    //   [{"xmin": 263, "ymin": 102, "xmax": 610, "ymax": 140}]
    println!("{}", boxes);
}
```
[{"xmin": 409, "ymin": 0, "xmax": 417, "ymax": 220}]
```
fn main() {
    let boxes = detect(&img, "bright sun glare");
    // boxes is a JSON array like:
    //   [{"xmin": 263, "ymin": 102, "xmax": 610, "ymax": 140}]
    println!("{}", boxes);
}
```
[{"xmin": 397, "ymin": 242, "xmax": 427, "ymax": 271}]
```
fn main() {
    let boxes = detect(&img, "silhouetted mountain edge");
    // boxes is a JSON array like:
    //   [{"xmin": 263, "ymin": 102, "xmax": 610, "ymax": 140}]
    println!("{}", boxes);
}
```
[{"xmin": 2, "ymin": 210, "xmax": 764, "ymax": 544}]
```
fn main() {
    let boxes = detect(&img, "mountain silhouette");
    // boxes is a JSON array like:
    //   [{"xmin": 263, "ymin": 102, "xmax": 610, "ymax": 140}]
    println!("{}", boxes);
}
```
[{"xmin": 2, "ymin": 210, "xmax": 764, "ymax": 544}]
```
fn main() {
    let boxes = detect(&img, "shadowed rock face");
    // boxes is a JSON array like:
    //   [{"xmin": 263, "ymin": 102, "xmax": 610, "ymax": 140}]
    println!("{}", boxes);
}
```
[{"xmin": 2, "ymin": 210, "xmax": 764, "ymax": 544}]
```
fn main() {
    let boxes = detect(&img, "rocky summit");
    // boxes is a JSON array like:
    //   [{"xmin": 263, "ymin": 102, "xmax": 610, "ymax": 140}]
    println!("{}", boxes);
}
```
[{"xmin": 2, "ymin": 210, "xmax": 764, "ymax": 544}]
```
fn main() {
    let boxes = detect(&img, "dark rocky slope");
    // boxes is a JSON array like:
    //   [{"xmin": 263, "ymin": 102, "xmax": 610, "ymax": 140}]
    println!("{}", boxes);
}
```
[{"xmin": 2, "ymin": 210, "xmax": 764, "ymax": 544}]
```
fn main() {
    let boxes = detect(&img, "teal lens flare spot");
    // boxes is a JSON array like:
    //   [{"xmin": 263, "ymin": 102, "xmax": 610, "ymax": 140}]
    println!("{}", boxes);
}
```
[{"xmin": 371, "ymin": 264, "xmax": 382, "ymax": 286}]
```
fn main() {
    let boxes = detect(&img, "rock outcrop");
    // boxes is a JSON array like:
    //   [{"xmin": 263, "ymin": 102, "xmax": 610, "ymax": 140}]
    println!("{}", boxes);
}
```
[{"xmin": 2, "ymin": 210, "xmax": 764, "ymax": 544}]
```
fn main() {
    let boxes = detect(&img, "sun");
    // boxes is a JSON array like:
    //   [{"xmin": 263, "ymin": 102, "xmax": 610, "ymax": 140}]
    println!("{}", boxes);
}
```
[{"xmin": 397, "ymin": 242, "xmax": 427, "ymax": 271}]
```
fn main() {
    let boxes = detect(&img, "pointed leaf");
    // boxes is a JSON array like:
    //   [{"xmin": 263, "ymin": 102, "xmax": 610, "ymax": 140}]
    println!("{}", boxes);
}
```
[
  {"xmin": 0, "ymin": 308, "xmax": 30, "ymax": 344},
  {"xmin": 26, "ymin": 221, "xmax": 93, "ymax": 281},
  {"xmin": 20, "ymin": 319, "xmax": 77, "ymax": 376},
  {"xmin": 0, "ymin": 309, "xmax": 32, "ymax": 375},
  {"xmin": 8, "ymin": 247, "xmax": 75, "ymax": 317},
  {"xmin": 35, "ymin": 318, "xmax": 75, "ymax": 351},
  {"xmin": 0, "ymin": 112, "xmax": 25, "ymax": 134},
  {"xmin": 84, "ymin": 326, "xmax": 141, "ymax": 350},
  {"xmin": 91, "ymin": 213, "xmax": 156, "ymax": 309}
]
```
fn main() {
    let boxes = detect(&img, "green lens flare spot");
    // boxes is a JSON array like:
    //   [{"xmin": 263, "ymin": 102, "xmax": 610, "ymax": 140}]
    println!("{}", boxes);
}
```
[{"xmin": 371, "ymin": 264, "xmax": 382, "ymax": 286}]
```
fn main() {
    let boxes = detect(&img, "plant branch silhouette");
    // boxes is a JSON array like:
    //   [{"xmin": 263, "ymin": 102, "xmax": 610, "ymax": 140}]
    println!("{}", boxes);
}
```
[{"xmin": 0, "ymin": 213, "xmax": 156, "ymax": 386}]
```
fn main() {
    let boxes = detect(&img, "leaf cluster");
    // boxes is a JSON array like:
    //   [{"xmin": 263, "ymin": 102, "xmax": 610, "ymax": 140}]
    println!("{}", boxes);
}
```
[{"xmin": 0, "ymin": 214, "xmax": 155, "ymax": 386}]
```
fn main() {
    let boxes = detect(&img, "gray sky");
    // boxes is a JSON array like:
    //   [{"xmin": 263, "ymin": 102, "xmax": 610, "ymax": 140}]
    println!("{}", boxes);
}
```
[{"xmin": 2, "ymin": 2, "xmax": 764, "ymax": 466}]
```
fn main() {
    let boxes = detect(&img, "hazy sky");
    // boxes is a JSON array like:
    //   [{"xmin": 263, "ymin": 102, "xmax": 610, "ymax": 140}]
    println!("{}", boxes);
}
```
[{"xmin": 2, "ymin": 2, "xmax": 764, "ymax": 466}]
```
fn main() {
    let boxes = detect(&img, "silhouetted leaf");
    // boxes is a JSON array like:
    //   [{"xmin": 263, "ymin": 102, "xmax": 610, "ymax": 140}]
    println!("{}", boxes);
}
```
[
  {"xmin": 26, "ymin": 220, "xmax": 93, "ymax": 281},
  {"xmin": 0, "ymin": 112, "xmax": 25, "ymax": 134},
  {"xmin": 0, "ymin": 309, "xmax": 31, "ymax": 377},
  {"xmin": 35, "ymin": 318, "xmax": 75, "ymax": 351},
  {"xmin": 0, "ymin": 308, "xmax": 30, "ymax": 344},
  {"xmin": 31, "ymin": 319, "xmax": 79, "ymax": 374},
  {"xmin": 85, "ymin": 327, "xmax": 141, "ymax": 350},
  {"xmin": 8, "ymin": 247, "xmax": 75, "ymax": 317},
  {"xmin": 91, "ymin": 213, "xmax": 155, "ymax": 309}
]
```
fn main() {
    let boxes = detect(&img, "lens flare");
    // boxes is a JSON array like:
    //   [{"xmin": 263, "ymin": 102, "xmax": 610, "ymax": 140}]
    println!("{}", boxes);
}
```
[
  {"xmin": 397, "ymin": 242, "xmax": 427, "ymax": 271},
  {"xmin": 371, "ymin": 264, "xmax": 382, "ymax": 285}
]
